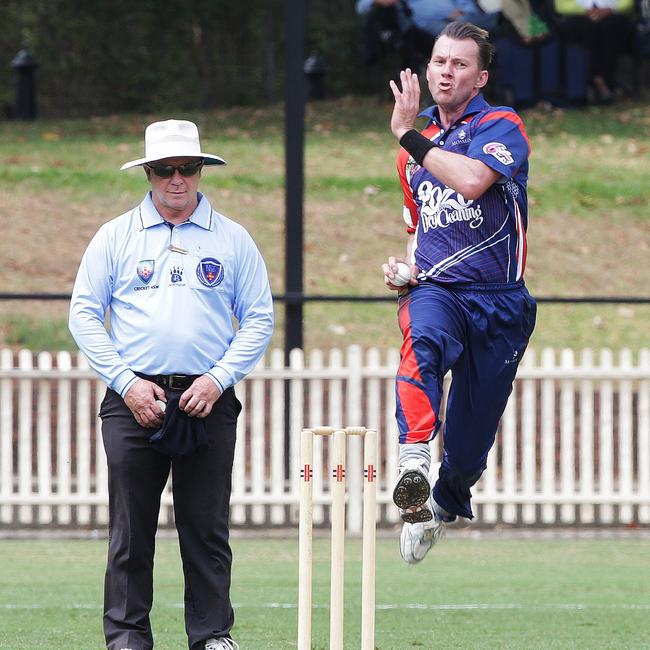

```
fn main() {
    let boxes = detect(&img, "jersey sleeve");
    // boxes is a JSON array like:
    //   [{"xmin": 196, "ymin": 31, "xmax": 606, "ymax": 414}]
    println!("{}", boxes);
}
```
[
  {"xmin": 466, "ymin": 109, "xmax": 530, "ymax": 179},
  {"xmin": 396, "ymin": 146, "xmax": 418, "ymax": 233},
  {"xmin": 207, "ymin": 226, "xmax": 274, "ymax": 391},
  {"xmin": 68, "ymin": 224, "xmax": 139, "ymax": 397}
]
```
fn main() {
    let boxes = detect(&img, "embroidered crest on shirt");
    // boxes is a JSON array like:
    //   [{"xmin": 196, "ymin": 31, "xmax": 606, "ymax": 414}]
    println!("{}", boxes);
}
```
[
  {"xmin": 196, "ymin": 257, "xmax": 224, "ymax": 287},
  {"xmin": 483, "ymin": 142, "xmax": 514, "ymax": 165},
  {"xmin": 451, "ymin": 129, "xmax": 470, "ymax": 146},
  {"xmin": 170, "ymin": 266, "xmax": 184, "ymax": 284},
  {"xmin": 137, "ymin": 260, "xmax": 155, "ymax": 284}
]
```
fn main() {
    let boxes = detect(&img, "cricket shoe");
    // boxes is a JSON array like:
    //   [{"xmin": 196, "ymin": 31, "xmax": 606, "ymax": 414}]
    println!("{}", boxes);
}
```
[
  {"xmin": 399, "ymin": 517, "xmax": 447, "ymax": 564},
  {"xmin": 204, "ymin": 638, "xmax": 239, "ymax": 650},
  {"xmin": 392, "ymin": 458, "xmax": 432, "ymax": 523}
]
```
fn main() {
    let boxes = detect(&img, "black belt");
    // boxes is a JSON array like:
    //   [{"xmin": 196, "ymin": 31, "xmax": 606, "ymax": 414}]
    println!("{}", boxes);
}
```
[{"xmin": 135, "ymin": 373, "xmax": 201, "ymax": 391}]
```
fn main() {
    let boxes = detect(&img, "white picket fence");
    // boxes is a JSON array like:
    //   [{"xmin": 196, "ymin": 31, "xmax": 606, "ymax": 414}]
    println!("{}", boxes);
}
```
[{"xmin": 0, "ymin": 346, "xmax": 649, "ymax": 532}]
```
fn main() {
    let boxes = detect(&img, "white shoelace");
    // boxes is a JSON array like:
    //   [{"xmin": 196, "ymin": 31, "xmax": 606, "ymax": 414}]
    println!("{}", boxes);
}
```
[{"xmin": 422, "ymin": 519, "xmax": 446, "ymax": 545}]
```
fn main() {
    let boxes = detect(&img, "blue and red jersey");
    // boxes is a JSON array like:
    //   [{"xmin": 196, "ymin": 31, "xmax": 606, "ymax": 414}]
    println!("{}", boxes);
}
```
[{"xmin": 397, "ymin": 94, "xmax": 530, "ymax": 284}]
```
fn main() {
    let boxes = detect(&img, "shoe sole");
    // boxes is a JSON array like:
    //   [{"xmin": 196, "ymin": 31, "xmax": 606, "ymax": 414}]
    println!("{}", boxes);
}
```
[
  {"xmin": 401, "ymin": 506, "xmax": 433, "ymax": 524},
  {"xmin": 393, "ymin": 469, "xmax": 432, "ymax": 523}
]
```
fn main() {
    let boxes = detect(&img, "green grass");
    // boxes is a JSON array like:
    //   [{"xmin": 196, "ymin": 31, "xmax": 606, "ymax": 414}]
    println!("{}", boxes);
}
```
[
  {"xmin": 7, "ymin": 301, "xmax": 648, "ymax": 354},
  {"xmin": 1, "ymin": 96, "xmax": 649, "ymax": 352},
  {"xmin": 0, "ymin": 315, "xmax": 76, "ymax": 350},
  {"xmin": 1, "ymin": 536, "xmax": 649, "ymax": 649}
]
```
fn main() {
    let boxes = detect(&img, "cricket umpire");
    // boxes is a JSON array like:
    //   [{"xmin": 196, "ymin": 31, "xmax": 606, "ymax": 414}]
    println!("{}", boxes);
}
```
[{"xmin": 69, "ymin": 119, "xmax": 274, "ymax": 650}]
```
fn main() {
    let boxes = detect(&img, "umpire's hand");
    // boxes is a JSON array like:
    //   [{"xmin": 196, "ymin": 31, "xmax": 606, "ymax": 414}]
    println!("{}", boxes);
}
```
[
  {"xmin": 180, "ymin": 375, "xmax": 222, "ymax": 418},
  {"xmin": 124, "ymin": 379, "xmax": 166, "ymax": 428}
]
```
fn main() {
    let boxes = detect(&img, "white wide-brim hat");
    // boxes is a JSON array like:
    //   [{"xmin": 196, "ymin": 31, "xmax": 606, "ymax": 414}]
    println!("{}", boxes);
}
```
[{"xmin": 120, "ymin": 119, "xmax": 227, "ymax": 170}]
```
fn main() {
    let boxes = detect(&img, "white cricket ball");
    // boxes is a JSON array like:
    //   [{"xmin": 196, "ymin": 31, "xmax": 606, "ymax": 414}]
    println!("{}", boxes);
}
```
[
  {"xmin": 156, "ymin": 399, "xmax": 167, "ymax": 413},
  {"xmin": 392, "ymin": 262, "xmax": 412, "ymax": 287}
]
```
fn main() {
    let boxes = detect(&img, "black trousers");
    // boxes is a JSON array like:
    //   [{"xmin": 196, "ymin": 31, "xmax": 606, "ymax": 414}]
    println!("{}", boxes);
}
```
[{"xmin": 99, "ymin": 387, "xmax": 240, "ymax": 650}]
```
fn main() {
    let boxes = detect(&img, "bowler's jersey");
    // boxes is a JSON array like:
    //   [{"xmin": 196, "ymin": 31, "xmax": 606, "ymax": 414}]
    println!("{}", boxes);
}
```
[{"xmin": 397, "ymin": 94, "xmax": 530, "ymax": 284}]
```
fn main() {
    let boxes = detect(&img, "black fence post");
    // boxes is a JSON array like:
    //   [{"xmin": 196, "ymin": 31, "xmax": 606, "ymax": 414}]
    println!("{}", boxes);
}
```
[
  {"xmin": 304, "ymin": 52, "xmax": 327, "ymax": 101},
  {"xmin": 11, "ymin": 48, "xmax": 38, "ymax": 120},
  {"xmin": 284, "ymin": 0, "xmax": 306, "ymax": 480}
]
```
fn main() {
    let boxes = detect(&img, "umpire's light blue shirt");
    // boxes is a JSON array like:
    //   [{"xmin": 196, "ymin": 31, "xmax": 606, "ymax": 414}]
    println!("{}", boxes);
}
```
[{"xmin": 69, "ymin": 192, "xmax": 274, "ymax": 397}]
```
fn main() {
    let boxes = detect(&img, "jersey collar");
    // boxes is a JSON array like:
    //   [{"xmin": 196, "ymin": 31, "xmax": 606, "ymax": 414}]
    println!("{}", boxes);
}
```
[
  {"xmin": 138, "ymin": 192, "xmax": 213, "ymax": 230},
  {"xmin": 418, "ymin": 93, "xmax": 490, "ymax": 127}
]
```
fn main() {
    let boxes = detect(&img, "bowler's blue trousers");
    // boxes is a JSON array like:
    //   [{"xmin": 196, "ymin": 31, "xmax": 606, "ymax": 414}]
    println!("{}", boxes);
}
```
[{"xmin": 395, "ymin": 281, "xmax": 537, "ymax": 519}]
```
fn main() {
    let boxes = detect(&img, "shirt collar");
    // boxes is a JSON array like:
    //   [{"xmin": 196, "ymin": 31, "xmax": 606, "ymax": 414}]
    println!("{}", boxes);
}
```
[
  {"xmin": 138, "ymin": 192, "xmax": 213, "ymax": 230},
  {"xmin": 418, "ymin": 93, "xmax": 490, "ymax": 127}
]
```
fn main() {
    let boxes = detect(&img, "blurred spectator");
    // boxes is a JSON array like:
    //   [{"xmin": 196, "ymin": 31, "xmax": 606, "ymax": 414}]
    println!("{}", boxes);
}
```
[
  {"xmin": 492, "ymin": 0, "xmax": 563, "ymax": 106},
  {"xmin": 554, "ymin": 0, "xmax": 637, "ymax": 102},
  {"xmin": 356, "ymin": 0, "xmax": 433, "ymax": 72},
  {"xmin": 500, "ymin": 0, "xmax": 554, "ymax": 43},
  {"xmin": 356, "ymin": 0, "xmax": 501, "ymax": 73},
  {"xmin": 405, "ymin": 0, "xmax": 501, "ymax": 34}
]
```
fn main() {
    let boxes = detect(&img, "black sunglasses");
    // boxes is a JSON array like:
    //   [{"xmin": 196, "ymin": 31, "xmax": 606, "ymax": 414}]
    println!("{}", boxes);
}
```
[{"xmin": 145, "ymin": 160, "xmax": 204, "ymax": 178}]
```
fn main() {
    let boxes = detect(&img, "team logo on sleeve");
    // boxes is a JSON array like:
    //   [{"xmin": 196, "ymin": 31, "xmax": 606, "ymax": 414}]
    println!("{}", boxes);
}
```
[
  {"xmin": 136, "ymin": 260, "xmax": 155, "ymax": 284},
  {"xmin": 483, "ymin": 142, "xmax": 514, "ymax": 165},
  {"xmin": 196, "ymin": 257, "xmax": 224, "ymax": 287}
]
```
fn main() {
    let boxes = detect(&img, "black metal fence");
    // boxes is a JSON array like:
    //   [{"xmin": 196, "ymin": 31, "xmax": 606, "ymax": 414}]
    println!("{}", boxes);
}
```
[{"xmin": 1, "ymin": 293, "xmax": 649, "ymax": 305}]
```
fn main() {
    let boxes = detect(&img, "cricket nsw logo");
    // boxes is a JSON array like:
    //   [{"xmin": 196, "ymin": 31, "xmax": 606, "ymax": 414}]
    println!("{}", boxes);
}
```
[
  {"xmin": 136, "ymin": 260, "xmax": 155, "ymax": 284},
  {"xmin": 483, "ymin": 142, "xmax": 514, "ymax": 165},
  {"xmin": 417, "ymin": 182, "xmax": 483, "ymax": 232}
]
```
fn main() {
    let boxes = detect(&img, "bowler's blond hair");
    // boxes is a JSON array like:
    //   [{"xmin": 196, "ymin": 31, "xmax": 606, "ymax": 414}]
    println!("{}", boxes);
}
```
[{"xmin": 436, "ymin": 22, "xmax": 495, "ymax": 70}]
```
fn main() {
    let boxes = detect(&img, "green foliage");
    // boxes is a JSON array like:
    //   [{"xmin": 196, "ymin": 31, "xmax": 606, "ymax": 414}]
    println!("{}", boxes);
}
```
[{"xmin": 0, "ymin": 0, "xmax": 374, "ymax": 116}]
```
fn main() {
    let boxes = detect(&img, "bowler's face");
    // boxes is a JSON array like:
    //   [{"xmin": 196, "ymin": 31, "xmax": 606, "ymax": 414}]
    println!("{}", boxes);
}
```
[
  {"xmin": 146, "ymin": 156, "xmax": 202, "ymax": 221},
  {"xmin": 426, "ymin": 36, "xmax": 488, "ymax": 112}
]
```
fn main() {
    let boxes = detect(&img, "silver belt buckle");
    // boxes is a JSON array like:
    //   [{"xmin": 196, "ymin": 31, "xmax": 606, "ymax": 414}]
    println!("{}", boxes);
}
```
[{"xmin": 168, "ymin": 375, "xmax": 188, "ymax": 390}]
